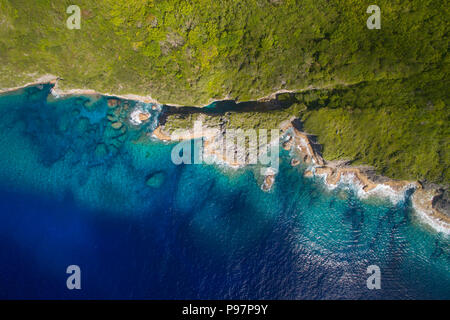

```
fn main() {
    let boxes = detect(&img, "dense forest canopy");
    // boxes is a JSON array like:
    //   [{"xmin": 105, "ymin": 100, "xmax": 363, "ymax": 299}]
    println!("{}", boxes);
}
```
[{"xmin": 0, "ymin": 0, "xmax": 447, "ymax": 104}]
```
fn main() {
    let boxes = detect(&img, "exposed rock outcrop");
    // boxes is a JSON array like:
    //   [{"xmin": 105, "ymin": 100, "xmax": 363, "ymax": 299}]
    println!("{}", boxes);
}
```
[
  {"xmin": 138, "ymin": 112, "xmax": 151, "ymax": 122},
  {"xmin": 281, "ymin": 120, "xmax": 323, "ymax": 166},
  {"xmin": 412, "ymin": 185, "xmax": 450, "ymax": 232},
  {"xmin": 152, "ymin": 126, "xmax": 172, "ymax": 141},
  {"xmin": 261, "ymin": 168, "xmax": 276, "ymax": 192},
  {"xmin": 150, "ymin": 115, "xmax": 448, "ymax": 233},
  {"xmin": 282, "ymin": 120, "xmax": 449, "ymax": 234},
  {"xmin": 107, "ymin": 98, "xmax": 119, "ymax": 108},
  {"xmin": 290, "ymin": 158, "xmax": 300, "ymax": 166}
]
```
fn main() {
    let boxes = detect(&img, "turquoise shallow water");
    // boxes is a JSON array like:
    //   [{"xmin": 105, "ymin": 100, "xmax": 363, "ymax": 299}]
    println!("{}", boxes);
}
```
[{"xmin": 0, "ymin": 85, "xmax": 448, "ymax": 299}]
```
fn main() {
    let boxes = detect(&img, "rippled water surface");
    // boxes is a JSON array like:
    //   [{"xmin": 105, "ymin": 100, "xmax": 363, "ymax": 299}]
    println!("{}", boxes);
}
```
[{"xmin": 0, "ymin": 86, "xmax": 448, "ymax": 299}]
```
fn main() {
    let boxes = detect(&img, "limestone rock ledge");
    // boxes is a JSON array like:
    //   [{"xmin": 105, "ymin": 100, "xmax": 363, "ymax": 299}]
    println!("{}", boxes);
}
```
[{"xmin": 151, "ymin": 126, "xmax": 172, "ymax": 142}]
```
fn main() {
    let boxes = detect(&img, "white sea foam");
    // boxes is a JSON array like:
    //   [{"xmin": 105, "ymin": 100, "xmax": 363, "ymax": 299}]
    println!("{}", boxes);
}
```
[
  {"xmin": 262, "ymin": 166, "xmax": 277, "ymax": 176},
  {"xmin": 50, "ymin": 87, "xmax": 61, "ymax": 99},
  {"xmin": 130, "ymin": 103, "xmax": 161, "ymax": 126},
  {"xmin": 310, "ymin": 164, "xmax": 449, "ymax": 234},
  {"xmin": 412, "ymin": 201, "xmax": 450, "ymax": 236},
  {"xmin": 362, "ymin": 183, "xmax": 417, "ymax": 204},
  {"xmin": 313, "ymin": 169, "xmax": 414, "ymax": 205}
]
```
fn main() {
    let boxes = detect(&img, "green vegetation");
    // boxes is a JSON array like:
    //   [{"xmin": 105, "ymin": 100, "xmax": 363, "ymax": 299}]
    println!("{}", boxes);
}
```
[
  {"xmin": 226, "ymin": 103, "xmax": 306, "ymax": 131},
  {"xmin": 0, "ymin": 0, "xmax": 448, "ymax": 184},
  {"xmin": 162, "ymin": 102, "xmax": 305, "ymax": 143},
  {"xmin": 1, "ymin": 0, "xmax": 448, "ymax": 105},
  {"xmin": 299, "ymin": 74, "xmax": 449, "ymax": 184},
  {"xmin": 162, "ymin": 113, "xmax": 222, "ymax": 134},
  {"xmin": 162, "ymin": 72, "xmax": 449, "ymax": 184}
]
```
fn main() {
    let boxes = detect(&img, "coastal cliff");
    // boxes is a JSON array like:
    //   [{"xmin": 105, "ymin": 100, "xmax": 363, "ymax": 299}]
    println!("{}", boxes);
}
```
[
  {"xmin": 280, "ymin": 121, "xmax": 449, "ymax": 233},
  {"xmin": 148, "ymin": 110, "xmax": 449, "ymax": 233},
  {"xmin": 412, "ymin": 187, "xmax": 450, "ymax": 233}
]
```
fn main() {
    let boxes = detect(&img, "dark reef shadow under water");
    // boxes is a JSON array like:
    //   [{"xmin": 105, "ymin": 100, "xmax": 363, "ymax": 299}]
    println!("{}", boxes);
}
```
[{"xmin": 0, "ymin": 85, "xmax": 448, "ymax": 299}]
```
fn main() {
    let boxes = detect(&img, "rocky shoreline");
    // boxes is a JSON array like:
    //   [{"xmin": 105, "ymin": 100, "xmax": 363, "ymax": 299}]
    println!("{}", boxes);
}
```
[
  {"xmin": 0, "ymin": 75, "xmax": 166, "ymax": 106},
  {"xmin": 1, "ymin": 80, "xmax": 448, "ymax": 234},
  {"xmin": 151, "ymin": 119, "xmax": 450, "ymax": 234},
  {"xmin": 280, "ymin": 121, "xmax": 450, "ymax": 234}
]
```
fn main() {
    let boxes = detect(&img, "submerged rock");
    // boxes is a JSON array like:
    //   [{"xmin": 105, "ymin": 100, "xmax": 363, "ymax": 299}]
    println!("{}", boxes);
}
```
[
  {"xmin": 107, "ymin": 98, "xmax": 119, "ymax": 108},
  {"xmin": 74, "ymin": 117, "xmax": 90, "ymax": 133},
  {"xmin": 114, "ymin": 107, "xmax": 122, "ymax": 116},
  {"xmin": 111, "ymin": 121, "xmax": 123, "ymax": 129},
  {"xmin": 94, "ymin": 143, "xmax": 108, "ymax": 158},
  {"xmin": 145, "ymin": 171, "xmax": 166, "ymax": 188}
]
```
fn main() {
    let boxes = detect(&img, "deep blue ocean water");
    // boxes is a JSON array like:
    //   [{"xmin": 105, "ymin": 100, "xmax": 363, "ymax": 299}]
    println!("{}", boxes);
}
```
[{"xmin": 0, "ymin": 85, "xmax": 448, "ymax": 299}]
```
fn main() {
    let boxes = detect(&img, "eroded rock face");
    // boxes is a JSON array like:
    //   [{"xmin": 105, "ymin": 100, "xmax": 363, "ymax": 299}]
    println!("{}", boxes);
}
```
[
  {"xmin": 433, "ymin": 189, "xmax": 450, "ymax": 218},
  {"xmin": 284, "ymin": 121, "xmax": 415, "ymax": 195},
  {"xmin": 149, "ymin": 117, "xmax": 449, "ymax": 233},
  {"xmin": 281, "ymin": 124, "xmax": 324, "ymax": 166},
  {"xmin": 312, "ymin": 164, "xmax": 419, "ymax": 200},
  {"xmin": 412, "ymin": 187, "xmax": 450, "ymax": 232},
  {"xmin": 290, "ymin": 158, "xmax": 300, "ymax": 166}
]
